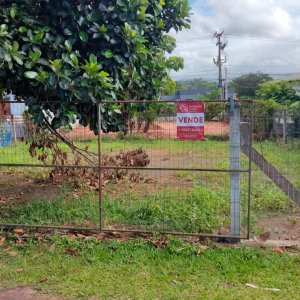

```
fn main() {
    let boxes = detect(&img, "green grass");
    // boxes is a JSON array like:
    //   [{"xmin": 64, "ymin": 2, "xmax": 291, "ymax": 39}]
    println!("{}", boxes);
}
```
[
  {"xmin": 0, "ymin": 193, "xmax": 99, "ymax": 227},
  {"xmin": 0, "ymin": 236, "xmax": 299, "ymax": 299},
  {"xmin": 0, "ymin": 136, "xmax": 229, "ymax": 163},
  {"xmin": 0, "ymin": 185, "xmax": 228, "ymax": 233},
  {"xmin": 105, "ymin": 186, "xmax": 228, "ymax": 233},
  {"xmin": 253, "ymin": 139, "xmax": 300, "ymax": 189},
  {"xmin": 1, "ymin": 172, "xmax": 296, "ymax": 235}
]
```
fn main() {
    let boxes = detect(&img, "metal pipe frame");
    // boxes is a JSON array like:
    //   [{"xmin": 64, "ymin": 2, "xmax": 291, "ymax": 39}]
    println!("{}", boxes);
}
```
[
  {"xmin": 0, "ymin": 99, "xmax": 254, "ymax": 104},
  {"xmin": 0, "ymin": 99, "xmax": 253, "ymax": 241},
  {"xmin": 0, "ymin": 223, "xmax": 248, "ymax": 240},
  {"xmin": 0, "ymin": 164, "xmax": 250, "ymax": 173}
]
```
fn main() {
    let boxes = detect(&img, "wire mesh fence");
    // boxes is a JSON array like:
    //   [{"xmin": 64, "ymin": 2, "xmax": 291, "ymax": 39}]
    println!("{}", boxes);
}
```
[
  {"xmin": 247, "ymin": 104, "xmax": 300, "ymax": 240},
  {"xmin": 0, "ymin": 99, "xmax": 299, "ymax": 240}
]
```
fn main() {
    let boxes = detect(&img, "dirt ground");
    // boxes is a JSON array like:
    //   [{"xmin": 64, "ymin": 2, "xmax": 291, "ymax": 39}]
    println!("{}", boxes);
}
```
[
  {"xmin": 254, "ymin": 212, "xmax": 300, "ymax": 240},
  {"xmin": 0, "ymin": 171, "xmax": 63, "ymax": 205},
  {"xmin": 64, "ymin": 121, "xmax": 229, "ymax": 140},
  {"xmin": 0, "ymin": 287, "xmax": 65, "ymax": 300}
]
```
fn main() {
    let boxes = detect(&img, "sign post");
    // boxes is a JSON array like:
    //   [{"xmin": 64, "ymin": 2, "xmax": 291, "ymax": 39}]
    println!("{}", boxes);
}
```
[{"xmin": 177, "ymin": 101, "xmax": 205, "ymax": 140}]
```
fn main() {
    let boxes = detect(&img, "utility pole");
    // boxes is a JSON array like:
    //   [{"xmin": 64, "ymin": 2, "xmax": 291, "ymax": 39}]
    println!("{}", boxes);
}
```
[{"xmin": 213, "ymin": 31, "xmax": 227, "ymax": 100}]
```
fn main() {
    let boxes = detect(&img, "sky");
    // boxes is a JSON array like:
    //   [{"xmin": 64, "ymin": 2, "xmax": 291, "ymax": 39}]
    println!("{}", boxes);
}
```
[{"xmin": 170, "ymin": 0, "xmax": 300, "ymax": 82}]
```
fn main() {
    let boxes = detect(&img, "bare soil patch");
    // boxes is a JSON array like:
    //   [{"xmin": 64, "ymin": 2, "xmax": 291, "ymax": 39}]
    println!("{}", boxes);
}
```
[
  {"xmin": 64, "ymin": 121, "xmax": 228, "ymax": 140},
  {"xmin": 254, "ymin": 212, "xmax": 300, "ymax": 240},
  {"xmin": 0, "ymin": 172, "xmax": 63, "ymax": 205},
  {"xmin": 0, "ymin": 287, "xmax": 65, "ymax": 300}
]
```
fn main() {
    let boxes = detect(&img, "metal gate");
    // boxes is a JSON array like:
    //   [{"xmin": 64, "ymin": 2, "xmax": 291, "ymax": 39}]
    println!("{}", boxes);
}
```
[{"xmin": 0, "ymin": 99, "xmax": 253, "ymax": 240}]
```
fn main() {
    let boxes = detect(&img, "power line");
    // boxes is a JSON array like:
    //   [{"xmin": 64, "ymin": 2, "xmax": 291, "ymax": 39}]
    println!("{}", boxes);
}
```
[{"xmin": 175, "ymin": 35, "xmax": 300, "ymax": 42}]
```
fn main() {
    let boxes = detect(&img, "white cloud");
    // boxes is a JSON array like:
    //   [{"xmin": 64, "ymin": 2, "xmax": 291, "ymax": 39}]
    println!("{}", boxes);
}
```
[{"xmin": 170, "ymin": 0, "xmax": 300, "ymax": 81}]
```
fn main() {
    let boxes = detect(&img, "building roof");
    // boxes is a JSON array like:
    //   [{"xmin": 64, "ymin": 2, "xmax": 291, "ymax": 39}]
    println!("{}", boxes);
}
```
[{"xmin": 161, "ymin": 86, "xmax": 214, "ymax": 101}]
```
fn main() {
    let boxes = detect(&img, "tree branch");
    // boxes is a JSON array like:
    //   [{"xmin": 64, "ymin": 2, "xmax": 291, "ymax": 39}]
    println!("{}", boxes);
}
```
[{"xmin": 42, "ymin": 118, "xmax": 98, "ymax": 166}]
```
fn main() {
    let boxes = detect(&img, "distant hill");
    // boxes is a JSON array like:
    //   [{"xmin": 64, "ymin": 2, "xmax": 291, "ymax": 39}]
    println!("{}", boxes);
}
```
[{"xmin": 176, "ymin": 79, "xmax": 217, "ymax": 90}]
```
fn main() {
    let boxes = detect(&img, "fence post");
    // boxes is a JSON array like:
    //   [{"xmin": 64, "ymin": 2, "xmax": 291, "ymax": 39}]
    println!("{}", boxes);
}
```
[
  {"xmin": 11, "ymin": 114, "xmax": 17, "ymax": 142},
  {"xmin": 97, "ymin": 103, "xmax": 104, "ymax": 230},
  {"xmin": 230, "ymin": 102, "xmax": 241, "ymax": 239},
  {"xmin": 283, "ymin": 108, "xmax": 287, "ymax": 144}
]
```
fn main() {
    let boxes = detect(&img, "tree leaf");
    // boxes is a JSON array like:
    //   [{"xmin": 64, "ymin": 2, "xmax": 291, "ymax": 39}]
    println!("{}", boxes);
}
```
[
  {"xmin": 24, "ymin": 71, "xmax": 38, "ymax": 79},
  {"xmin": 13, "ymin": 55, "xmax": 23, "ymax": 65},
  {"xmin": 65, "ymin": 39, "xmax": 73, "ymax": 52},
  {"xmin": 18, "ymin": 26, "xmax": 27, "ymax": 33},
  {"xmin": 31, "ymin": 50, "xmax": 42, "ymax": 62},
  {"xmin": 100, "ymin": 71, "xmax": 109, "ymax": 77},
  {"xmin": 104, "ymin": 50, "xmax": 113, "ymax": 58},
  {"xmin": 70, "ymin": 54, "xmax": 79, "ymax": 66},
  {"xmin": 79, "ymin": 31, "xmax": 88, "ymax": 42},
  {"xmin": 10, "ymin": 7, "xmax": 16, "ymax": 19}
]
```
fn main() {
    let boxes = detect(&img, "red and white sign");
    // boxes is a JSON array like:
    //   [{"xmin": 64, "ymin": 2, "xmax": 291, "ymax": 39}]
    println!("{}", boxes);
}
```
[{"xmin": 177, "ymin": 101, "xmax": 205, "ymax": 140}]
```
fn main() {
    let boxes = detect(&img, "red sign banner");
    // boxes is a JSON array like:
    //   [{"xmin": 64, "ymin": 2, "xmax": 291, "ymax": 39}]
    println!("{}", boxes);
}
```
[{"xmin": 177, "ymin": 101, "xmax": 205, "ymax": 140}]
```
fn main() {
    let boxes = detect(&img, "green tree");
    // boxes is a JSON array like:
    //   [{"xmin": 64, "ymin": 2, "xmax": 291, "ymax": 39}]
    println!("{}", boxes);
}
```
[
  {"xmin": 256, "ymin": 81, "xmax": 300, "ymax": 139},
  {"xmin": 256, "ymin": 81, "xmax": 299, "ymax": 105},
  {"xmin": 176, "ymin": 79, "xmax": 216, "ymax": 90},
  {"xmin": 161, "ymin": 76, "xmax": 176, "ymax": 96},
  {"xmin": 195, "ymin": 88, "xmax": 223, "ymax": 121},
  {"xmin": 0, "ymin": 0, "xmax": 190, "ymax": 133},
  {"xmin": 231, "ymin": 72, "xmax": 272, "ymax": 98}
]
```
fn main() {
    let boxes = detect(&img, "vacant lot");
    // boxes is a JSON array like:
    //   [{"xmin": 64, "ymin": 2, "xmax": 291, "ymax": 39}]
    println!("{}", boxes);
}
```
[
  {"xmin": 0, "ymin": 133, "xmax": 300, "ymax": 299},
  {"xmin": 0, "ymin": 135, "xmax": 299, "ymax": 239}
]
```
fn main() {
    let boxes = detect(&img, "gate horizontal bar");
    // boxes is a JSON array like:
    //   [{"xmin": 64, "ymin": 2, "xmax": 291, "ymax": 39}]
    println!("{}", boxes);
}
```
[
  {"xmin": 0, "ymin": 99, "xmax": 254, "ymax": 104},
  {"xmin": 0, "ymin": 163, "xmax": 250, "ymax": 173},
  {"xmin": 0, "ymin": 223, "xmax": 247, "ymax": 240}
]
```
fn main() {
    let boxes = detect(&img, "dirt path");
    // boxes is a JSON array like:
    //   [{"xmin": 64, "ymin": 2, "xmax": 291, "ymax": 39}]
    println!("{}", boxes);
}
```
[{"xmin": 0, "ymin": 287, "xmax": 65, "ymax": 300}]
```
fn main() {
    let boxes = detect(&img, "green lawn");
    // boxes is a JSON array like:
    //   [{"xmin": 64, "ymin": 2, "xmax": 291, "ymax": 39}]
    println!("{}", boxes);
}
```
[
  {"xmin": 0, "ymin": 236, "xmax": 299, "ymax": 299},
  {"xmin": 0, "ymin": 136, "xmax": 230, "ymax": 165},
  {"xmin": 253, "ymin": 139, "xmax": 300, "ymax": 189}
]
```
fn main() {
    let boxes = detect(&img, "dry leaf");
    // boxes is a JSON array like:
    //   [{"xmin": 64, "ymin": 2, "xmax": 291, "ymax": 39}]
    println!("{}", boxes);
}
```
[
  {"xmin": 199, "ymin": 245, "xmax": 208, "ymax": 251},
  {"xmin": 111, "ymin": 232, "xmax": 123, "ymax": 238},
  {"xmin": 32, "ymin": 253, "xmax": 43, "ymax": 259},
  {"xmin": 171, "ymin": 280, "xmax": 182, "ymax": 285},
  {"xmin": 272, "ymin": 247, "xmax": 284, "ymax": 254},
  {"xmin": 4, "ymin": 249, "xmax": 18, "ymax": 256},
  {"xmin": 13, "ymin": 228, "xmax": 25, "ymax": 235},
  {"xmin": 62, "ymin": 248, "xmax": 78, "ymax": 256},
  {"xmin": 197, "ymin": 245, "xmax": 208, "ymax": 256},
  {"xmin": 49, "ymin": 243, "xmax": 56, "ymax": 252},
  {"xmin": 37, "ymin": 276, "xmax": 48, "ymax": 283},
  {"xmin": 0, "ymin": 237, "xmax": 6, "ymax": 247},
  {"xmin": 95, "ymin": 233, "xmax": 107, "ymax": 240},
  {"xmin": 258, "ymin": 231, "xmax": 270, "ymax": 242},
  {"xmin": 16, "ymin": 268, "xmax": 24, "ymax": 273},
  {"xmin": 77, "ymin": 233, "xmax": 86, "ymax": 240}
]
